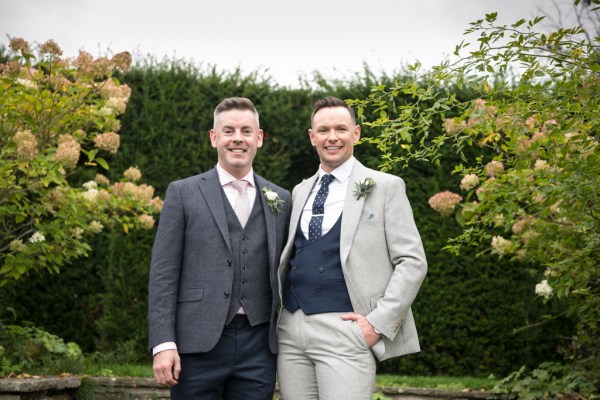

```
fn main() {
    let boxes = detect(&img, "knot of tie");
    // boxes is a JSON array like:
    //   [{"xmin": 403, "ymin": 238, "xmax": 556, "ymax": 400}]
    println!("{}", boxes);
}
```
[
  {"xmin": 320, "ymin": 174, "xmax": 335, "ymax": 188},
  {"xmin": 230, "ymin": 179, "xmax": 249, "ymax": 194}
]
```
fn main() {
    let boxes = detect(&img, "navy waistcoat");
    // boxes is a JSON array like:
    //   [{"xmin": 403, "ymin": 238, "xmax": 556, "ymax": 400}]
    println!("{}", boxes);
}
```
[{"xmin": 283, "ymin": 215, "xmax": 353, "ymax": 314}]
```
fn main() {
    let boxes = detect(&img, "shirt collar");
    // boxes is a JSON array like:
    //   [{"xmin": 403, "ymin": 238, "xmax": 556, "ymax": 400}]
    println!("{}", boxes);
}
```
[
  {"xmin": 216, "ymin": 164, "xmax": 255, "ymax": 188},
  {"xmin": 318, "ymin": 157, "xmax": 354, "ymax": 184}
]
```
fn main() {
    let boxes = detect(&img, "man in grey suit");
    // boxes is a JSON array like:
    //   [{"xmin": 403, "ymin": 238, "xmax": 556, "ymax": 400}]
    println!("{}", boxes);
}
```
[
  {"xmin": 148, "ymin": 97, "xmax": 291, "ymax": 399},
  {"xmin": 277, "ymin": 96, "xmax": 427, "ymax": 399}
]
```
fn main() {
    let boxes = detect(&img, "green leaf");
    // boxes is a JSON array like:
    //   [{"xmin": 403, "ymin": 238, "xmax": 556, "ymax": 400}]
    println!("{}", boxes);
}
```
[{"xmin": 96, "ymin": 157, "xmax": 109, "ymax": 170}]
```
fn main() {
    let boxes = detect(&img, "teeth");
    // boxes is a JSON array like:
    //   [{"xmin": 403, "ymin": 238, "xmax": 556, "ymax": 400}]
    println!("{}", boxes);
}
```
[
  {"xmin": 230, "ymin": 149, "xmax": 245, "ymax": 152},
  {"xmin": 325, "ymin": 146, "xmax": 342, "ymax": 150}
]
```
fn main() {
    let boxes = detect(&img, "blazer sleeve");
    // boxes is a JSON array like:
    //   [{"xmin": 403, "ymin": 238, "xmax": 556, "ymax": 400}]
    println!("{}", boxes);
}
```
[
  {"xmin": 148, "ymin": 182, "xmax": 185, "ymax": 351},
  {"xmin": 365, "ymin": 177, "xmax": 427, "ymax": 340}
]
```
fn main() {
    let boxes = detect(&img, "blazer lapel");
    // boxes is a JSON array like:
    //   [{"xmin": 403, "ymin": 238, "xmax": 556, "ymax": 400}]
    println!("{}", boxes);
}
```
[
  {"xmin": 254, "ymin": 174, "xmax": 278, "ymax": 269},
  {"xmin": 198, "ymin": 168, "xmax": 232, "ymax": 255},
  {"xmin": 290, "ymin": 174, "xmax": 318, "ymax": 241},
  {"xmin": 340, "ymin": 161, "xmax": 369, "ymax": 266}
]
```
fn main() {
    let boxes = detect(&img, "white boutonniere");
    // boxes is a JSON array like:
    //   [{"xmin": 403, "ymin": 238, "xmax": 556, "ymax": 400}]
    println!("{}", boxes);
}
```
[
  {"xmin": 353, "ymin": 178, "xmax": 375, "ymax": 200},
  {"xmin": 262, "ymin": 187, "xmax": 284, "ymax": 214}
]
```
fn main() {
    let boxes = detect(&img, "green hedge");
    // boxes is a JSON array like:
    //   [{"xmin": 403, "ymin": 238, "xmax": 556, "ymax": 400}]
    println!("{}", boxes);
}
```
[{"xmin": 1, "ymin": 60, "xmax": 570, "ymax": 375}]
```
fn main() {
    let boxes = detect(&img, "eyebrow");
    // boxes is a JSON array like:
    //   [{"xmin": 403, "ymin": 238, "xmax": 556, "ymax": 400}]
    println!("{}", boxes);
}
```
[{"xmin": 222, "ymin": 125, "xmax": 254, "ymax": 130}]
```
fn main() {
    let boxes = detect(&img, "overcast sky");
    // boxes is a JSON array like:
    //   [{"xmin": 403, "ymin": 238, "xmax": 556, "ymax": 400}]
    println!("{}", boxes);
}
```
[{"xmin": 1, "ymin": 0, "xmax": 563, "ymax": 86}]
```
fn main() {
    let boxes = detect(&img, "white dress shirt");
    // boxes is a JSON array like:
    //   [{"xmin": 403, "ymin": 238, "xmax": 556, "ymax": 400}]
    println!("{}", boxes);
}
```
[
  {"xmin": 300, "ymin": 157, "xmax": 354, "ymax": 240},
  {"xmin": 153, "ymin": 165, "xmax": 256, "ymax": 356}
]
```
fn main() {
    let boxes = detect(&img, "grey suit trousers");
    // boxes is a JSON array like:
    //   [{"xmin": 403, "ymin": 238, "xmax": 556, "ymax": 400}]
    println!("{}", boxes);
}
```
[{"xmin": 277, "ymin": 308, "xmax": 376, "ymax": 400}]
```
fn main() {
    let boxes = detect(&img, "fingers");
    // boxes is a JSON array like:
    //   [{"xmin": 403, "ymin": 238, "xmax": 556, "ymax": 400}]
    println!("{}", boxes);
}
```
[
  {"xmin": 340, "ymin": 312, "xmax": 361, "ymax": 321},
  {"xmin": 153, "ymin": 350, "xmax": 180, "ymax": 387}
]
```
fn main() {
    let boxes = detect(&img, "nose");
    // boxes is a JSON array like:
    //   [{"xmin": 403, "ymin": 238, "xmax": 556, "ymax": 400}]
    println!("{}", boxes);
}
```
[
  {"xmin": 232, "ymin": 130, "xmax": 244, "ymax": 141},
  {"xmin": 326, "ymin": 129, "xmax": 338, "ymax": 141}
]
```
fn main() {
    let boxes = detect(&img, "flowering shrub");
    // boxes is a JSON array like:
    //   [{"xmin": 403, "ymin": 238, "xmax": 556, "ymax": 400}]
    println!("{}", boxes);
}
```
[
  {"xmin": 0, "ymin": 38, "xmax": 161, "ymax": 285},
  {"xmin": 353, "ymin": 11, "xmax": 598, "ymax": 398}
]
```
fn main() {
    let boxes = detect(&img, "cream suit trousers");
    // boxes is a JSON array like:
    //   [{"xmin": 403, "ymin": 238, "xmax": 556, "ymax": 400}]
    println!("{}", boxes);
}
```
[{"xmin": 277, "ymin": 308, "xmax": 376, "ymax": 400}]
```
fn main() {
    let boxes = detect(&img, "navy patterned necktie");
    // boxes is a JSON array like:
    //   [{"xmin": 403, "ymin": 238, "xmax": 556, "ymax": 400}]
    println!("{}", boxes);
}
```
[{"xmin": 308, "ymin": 174, "xmax": 335, "ymax": 242}]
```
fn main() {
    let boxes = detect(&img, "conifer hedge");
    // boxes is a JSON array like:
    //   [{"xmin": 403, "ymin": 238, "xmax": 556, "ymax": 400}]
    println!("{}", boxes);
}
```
[{"xmin": 3, "ymin": 60, "xmax": 569, "ymax": 376}]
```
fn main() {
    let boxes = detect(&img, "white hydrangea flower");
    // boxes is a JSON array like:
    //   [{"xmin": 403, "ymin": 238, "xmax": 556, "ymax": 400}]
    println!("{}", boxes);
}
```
[
  {"xmin": 535, "ymin": 279, "xmax": 553, "ymax": 299},
  {"xmin": 28, "ymin": 231, "xmax": 46, "ymax": 243}
]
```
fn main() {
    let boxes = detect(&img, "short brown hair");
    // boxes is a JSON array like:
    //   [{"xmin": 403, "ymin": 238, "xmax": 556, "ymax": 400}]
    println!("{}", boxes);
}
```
[
  {"xmin": 213, "ymin": 97, "xmax": 259, "ymax": 128},
  {"xmin": 311, "ymin": 96, "xmax": 356, "ymax": 125}
]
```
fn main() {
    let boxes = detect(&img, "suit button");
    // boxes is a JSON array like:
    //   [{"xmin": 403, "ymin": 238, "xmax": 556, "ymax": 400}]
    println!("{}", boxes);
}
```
[
  {"xmin": 226, "ymin": 260, "xmax": 232, "ymax": 266},
  {"xmin": 242, "ymin": 236, "xmax": 248, "ymax": 241},
  {"xmin": 292, "ymin": 265, "xmax": 297, "ymax": 271},
  {"xmin": 318, "ymin": 267, "xmax": 324, "ymax": 273},
  {"xmin": 297, "ymin": 249, "xmax": 302, "ymax": 254},
  {"xmin": 242, "ymin": 264, "xmax": 248, "ymax": 270},
  {"xmin": 242, "ymin": 249, "xmax": 248, "ymax": 254},
  {"xmin": 224, "ymin": 292, "xmax": 230, "ymax": 298},
  {"xmin": 315, "ymin": 287, "xmax": 321, "ymax": 292},
  {"xmin": 242, "ymin": 279, "xmax": 248, "ymax": 284},
  {"xmin": 241, "ymin": 295, "xmax": 246, "ymax": 301}
]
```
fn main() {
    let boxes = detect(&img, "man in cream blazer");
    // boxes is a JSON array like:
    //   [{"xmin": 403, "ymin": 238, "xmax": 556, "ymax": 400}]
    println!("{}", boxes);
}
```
[{"xmin": 277, "ymin": 96, "xmax": 427, "ymax": 400}]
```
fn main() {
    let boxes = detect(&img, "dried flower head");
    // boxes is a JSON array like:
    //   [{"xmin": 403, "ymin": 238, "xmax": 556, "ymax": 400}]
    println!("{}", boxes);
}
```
[
  {"xmin": 94, "ymin": 132, "xmax": 120, "ymax": 154},
  {"xmin": 89, "ymin": 220, "xmax": 104, "ymax": 234},
  {"xmin": 484, "ymin": 160, "xmax": 505, "ymax": 177},
  {"xmin": 428, "ymin": 191, "xmax": 463, "ymax": 216},
  {"xmin": 511, "ymin": 217, "xmax": 535, "ymax": 235},
  {"xmin": 9, "ymin": 239, "xmax": 28, "ymax": 253},
  {"xmin": 53, "ymin": 134, "xmax": 80, "ymax": 169},
  {"xmin": 106, "ymin": 96, "xmax": 127, "ymax": 114},
  {"xmin": 459, "ymin": 174, "xmax": 480, "ymax": 191},
  {"xmin": 534, "ymin": 159, "xmax": 549, "ymax": 170},
  {"xmin": 14, "ymin": 130, "xmax": 39, "ymax": 160},
  {"xmin": 71, "ymin": 227, "xmax": 84, "ymax": 239},
  {"xmin": 138, "ymin": 214, "xmax": 155, "ymax": 229},
  {"xmin": 491, "ymin": 235, "xmax": 511, "ymax": 255},
  {"xmin": 148, "ymin": 196, "xmax": 164, "ymax": 213},
  {"xmin": 39, "ymin": 39, "xmax": 63, "ymax": 56},
  {"xmin": 444, "ymin": 118, "xmax": 467, "ymax": 136},
  {"xmin": 123, "ymin": 166, "xmax": 142, "ymax": 182},
  {"xmin": 95, "ymin": 174, "xmax": 110, "ymax": 186},
  {"xmin": 9, "ymin": 37, "xmax": 31, "ymax": 53},
  {"xmin": 111, "ymin": 51, "xmax": 132, "ymax": 71}
]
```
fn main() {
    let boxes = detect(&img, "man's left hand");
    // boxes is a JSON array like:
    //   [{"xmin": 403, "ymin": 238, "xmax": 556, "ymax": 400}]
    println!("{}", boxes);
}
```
[{"xmin": 341, "ymin": 313, "xmax": 381, "ymax": 348}]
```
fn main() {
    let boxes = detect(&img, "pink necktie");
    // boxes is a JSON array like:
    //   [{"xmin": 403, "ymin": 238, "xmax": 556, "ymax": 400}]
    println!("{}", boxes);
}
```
[{"xmin": 231, "ymin": 180, "xmax": 250, "ymax": 228}]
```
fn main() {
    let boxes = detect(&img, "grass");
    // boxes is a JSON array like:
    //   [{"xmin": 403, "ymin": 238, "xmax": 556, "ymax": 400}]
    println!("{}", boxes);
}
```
[
  {"xmin": 83, "ymin": 362, "xmax": 153, "ymax": 378},
  {"xmin": 82, "ymin": 363, "xmax": 497, "ymax": 390},
  {"xmin": 376, "ymin": 374, "xmax": 497, "ymax": 391}
]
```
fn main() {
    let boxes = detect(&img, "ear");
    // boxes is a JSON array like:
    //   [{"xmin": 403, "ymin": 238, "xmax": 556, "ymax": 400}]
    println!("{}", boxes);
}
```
[
  {"xmin": 308, "ymin": 128, "xmax": 317, "ymax": 147},
  {"xmin": 257, "ymin": 129, "xmax": 264, "ymax": 148},
  {"xmin": 353, "ymin": 125, "xmax": 361, "ymax": 143},
  {"xmin": 209, "ymin": 129, "xmax": 217, "ymax": 148}
]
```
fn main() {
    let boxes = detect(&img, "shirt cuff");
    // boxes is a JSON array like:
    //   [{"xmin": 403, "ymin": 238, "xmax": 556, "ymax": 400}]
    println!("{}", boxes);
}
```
[{"xmin": 152, "ymin": 341, "xmax": 177, "ymax": 356}]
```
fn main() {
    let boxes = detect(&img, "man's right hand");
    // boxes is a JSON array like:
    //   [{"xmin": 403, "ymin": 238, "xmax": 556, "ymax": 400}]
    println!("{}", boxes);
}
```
[{"xmin": 152, "ymin": 349, "xmax": 181, "ymax": 386}]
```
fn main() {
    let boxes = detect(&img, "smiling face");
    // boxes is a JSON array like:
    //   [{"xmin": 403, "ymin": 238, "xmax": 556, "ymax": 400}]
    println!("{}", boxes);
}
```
[
  {"xmin": 210, "ymin": 109, "xmax": 263, "ymax": 178},
  {"xmin": 309, "ymin": 106, "xmax": 361, "ymax": 173}
]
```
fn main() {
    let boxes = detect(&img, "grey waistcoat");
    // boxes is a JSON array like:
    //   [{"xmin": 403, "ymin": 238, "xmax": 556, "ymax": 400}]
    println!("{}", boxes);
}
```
[{"xmin": 223, "ymin": 194, "xmax": 271, "ymax": 325}]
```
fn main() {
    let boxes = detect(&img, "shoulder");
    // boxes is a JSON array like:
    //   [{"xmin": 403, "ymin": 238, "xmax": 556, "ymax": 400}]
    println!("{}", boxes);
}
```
[
  {"xmin": 169, "ymin": 170, "xmax": 214, "ymax": 187},
  {"xmin": 358, "ymin": 164, "xmax": 405, "ymax": 188},
  {"xmin": 254, "ymin": 175, "xmax": 291, "ymax": 198}
]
